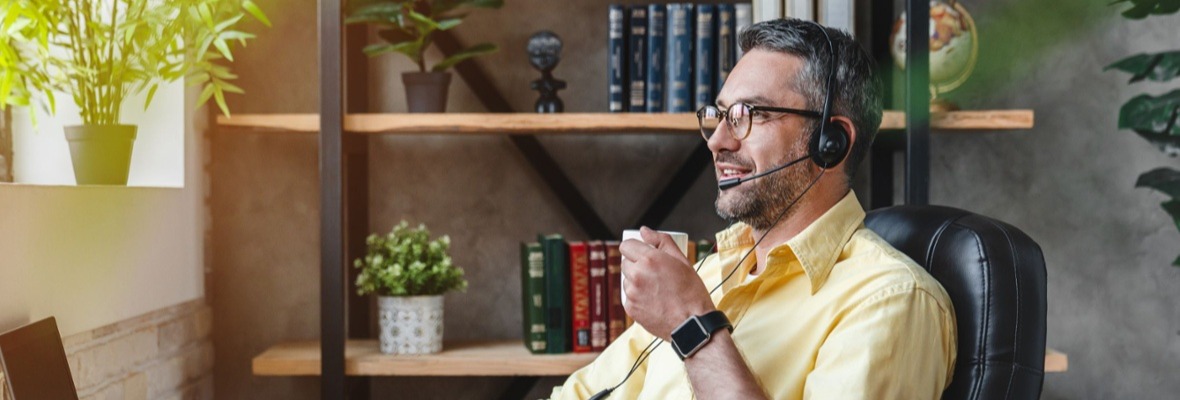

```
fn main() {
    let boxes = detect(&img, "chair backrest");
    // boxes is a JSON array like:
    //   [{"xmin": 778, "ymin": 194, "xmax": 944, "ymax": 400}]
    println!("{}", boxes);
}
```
[
  {"xmin": 0, "ymin": 317, "xmax": 79, "ymax": 400},
  {"xmin": 864, "ymin": 205, "xmax": 1047, "ymax": 400}
]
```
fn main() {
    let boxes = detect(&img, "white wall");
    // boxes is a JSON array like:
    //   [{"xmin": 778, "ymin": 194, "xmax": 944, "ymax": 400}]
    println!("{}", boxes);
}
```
[
  {"xmin": 10, "ymin": 81, "xmax": 185, "ymax": 187},
  {"xmin": 0, "ymin": 86, "xmax": 204, "ymax": 337}
]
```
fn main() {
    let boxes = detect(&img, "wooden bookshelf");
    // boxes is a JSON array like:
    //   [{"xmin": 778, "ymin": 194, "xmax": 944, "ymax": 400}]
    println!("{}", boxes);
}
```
[
  {"xmin": 252, "ymin": 340, "xmax": 1066, "ymax": 377},
  {"xmin": 252, "ymin": 340, "xmax": 599, "ymax": 376},
  {"xmin": 216, "ymin": 110, "xmax": 1034, "ymax": 134}
]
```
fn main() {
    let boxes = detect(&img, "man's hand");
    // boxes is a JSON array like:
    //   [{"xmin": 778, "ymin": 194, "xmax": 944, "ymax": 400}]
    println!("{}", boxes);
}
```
[{"xmin": 619, "ymin": 226, "xmax": 716, "ymax": 341}]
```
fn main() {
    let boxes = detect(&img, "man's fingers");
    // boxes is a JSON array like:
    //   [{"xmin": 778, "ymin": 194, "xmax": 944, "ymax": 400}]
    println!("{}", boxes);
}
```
[
  {"xmin": 619, "ymin": 238, "xmax": 656, "ymax": 263},
  {"xmin": 639, "ymin": 226, "xmax": 683, "ymax": 257}
]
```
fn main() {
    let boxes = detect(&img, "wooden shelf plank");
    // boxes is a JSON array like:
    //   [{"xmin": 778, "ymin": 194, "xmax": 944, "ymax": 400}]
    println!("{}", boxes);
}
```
[
  {"xmin": 252, "ymin": 340, "xmax": 599, "ymax": 376},
  {"xmin": 216, "ymin": 110, "xmax": 1033, "ymax": 134},
  {"xmin": 253, "ymin": 340, "xmax": 1067, "ymax": 377}
]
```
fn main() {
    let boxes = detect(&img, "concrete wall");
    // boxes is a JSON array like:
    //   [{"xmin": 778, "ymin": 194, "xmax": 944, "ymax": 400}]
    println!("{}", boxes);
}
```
[{"xmin": 210, "ymin": 0, "xmax": 1180, "ymax": 398}]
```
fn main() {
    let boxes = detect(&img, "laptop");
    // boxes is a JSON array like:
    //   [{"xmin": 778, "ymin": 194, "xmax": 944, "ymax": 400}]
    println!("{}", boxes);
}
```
[{"xmin": 0, "ymin": 317, "xmax": 79, "ymax": 400}]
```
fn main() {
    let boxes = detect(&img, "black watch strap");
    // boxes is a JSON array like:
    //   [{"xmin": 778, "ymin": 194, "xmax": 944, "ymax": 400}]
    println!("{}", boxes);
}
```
[
  {"xmin": 671, "ymin": 310, "xmax": 733, "ymax": 360},
  {"xmin": 698, "ymin": 310, "xmax": 733, "ymax": 335}
]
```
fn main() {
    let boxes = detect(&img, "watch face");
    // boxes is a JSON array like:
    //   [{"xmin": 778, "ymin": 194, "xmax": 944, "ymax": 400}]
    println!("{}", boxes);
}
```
[{"xmin": 671, "ymin": 317, "xmax": 709, "ymax": 357}]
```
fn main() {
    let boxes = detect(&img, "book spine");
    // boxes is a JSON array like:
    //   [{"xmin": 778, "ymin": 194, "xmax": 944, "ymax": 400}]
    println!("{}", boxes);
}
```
[
  {"xmin": 540, "ymin": 234, "xmax": 571, "ymax": 353},
  {"xmin": 716, "ymin": 4, "xmax": 736, "ymax": 92},
  {"xmin": 520, "ymin": 242, "xmax": 547, "ymax": 353},
  {"xmin": 697, "ymin": 239, "xmax": 715, "ymax": 263},
  {"xmin": 819, "ymin": 0, "xmax": 855, "ymax": 35},
  {"xmin": 735, "ymin": 3, "xmax": 753, "ymax": 60},
  {"xmin": 588, "ymin": 241, "xmax": 608, "ymax": 350},
  {"xmin": 605, "ymin": 241, "xmax": 626, "ymax": 342},
  {"xmin": 608, "ymin": 4, "xmax": 628, "ymax": 112},
  {"xmin": 753, "ymin": 0, "xmax": 781, "ymax": 23},
  {"xmin": 665, "ymin": 3, "xmax": 695, "ymax": 113},
  {"xmin": 786, "ymin": 0, "xmax": 814, "ymax": 21},
  {"xmin": 628, "ymin": 6, "xmax": 648, "ymax": 112},
  {"xmin": 569, "ymin": 242, "xmax": 591, "ymax": 353},
  {"xmin": 693, "ymin": 4, "xmax": 716, "ymax": 110},
  {"xmin": 645, "ymin": 4, "xmax": 667, "ymax": 112}
]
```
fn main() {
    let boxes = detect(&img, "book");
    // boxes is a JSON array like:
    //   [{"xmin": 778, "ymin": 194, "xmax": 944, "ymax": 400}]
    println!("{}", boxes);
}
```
[
  {"xmin": 628, "ymin": 6, "xmax": 648, "ymax": 112},
  {"xmin": 608, "ymin": 4, "xmax": 628, "ymax": 112},
  {"xmin": 752, "ymin": 0, "xmax": 781, "ymax": 24},
  {"xmin": 735, "ymin": 3, "xmax": 753, "ymax": 60},
  {"xmin": 716, "ymin": 4, "xmax": 737, "ymax": 92},
  {"xmin": 539, "ymin": 234, "xmax": 571, "ymax": 353},
  {"xmin": 605, "ymin": 241, "xmax": 626, "ymax": 342},
  {"xmin": 687, "ymin": 240, "xmax": 698, "ymax": 267},
  {"xmin": 697, "ymin": 239, "xmax": 715, "ymax": 263},
  {"xmin": 818, "ymin": 0, "xmax": 855, "ymax": 35},
  {"xmin": 569, "ymin": 242, "xmax": 591, "ymax": 353},
  {"xmin": 520, "ymin": 242, "xmax": 546, "ymax": 353},
  {"xmin": 665, "ymin": 3, "xmax": 695, "ymax": 113},
  {"xmin": 693, "ymin": 4, "xmax": 717, "ymax": 110},
  {"xmin": 785, "ymin": 0, "xmax": 814, "ymax": 21},
  {"xmin": 588, "ymin": 241, "xmax": 608, "ymax": 350},
  {"xmin": 645, "ymin": 4, "xmax": 667, "ymax": 112}
]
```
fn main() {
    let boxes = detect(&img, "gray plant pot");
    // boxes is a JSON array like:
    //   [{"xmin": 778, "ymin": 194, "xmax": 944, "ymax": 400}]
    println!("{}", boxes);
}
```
[
  {"xmin": 64, "ymin": 124, "xmax": 137, "ymax": 185},
  {"xmin": 402, "ymin": 72, "xmax": 452, "ymax": 113},
  {"xmin": 377, "ymin": 295, "xmax": 444, "ymax": 355}
]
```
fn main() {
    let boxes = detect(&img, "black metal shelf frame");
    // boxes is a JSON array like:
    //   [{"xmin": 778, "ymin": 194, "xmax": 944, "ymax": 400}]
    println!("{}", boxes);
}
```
[{"xmin": 315, "ymin": 1, "xmax": 931, "ymax": 398}]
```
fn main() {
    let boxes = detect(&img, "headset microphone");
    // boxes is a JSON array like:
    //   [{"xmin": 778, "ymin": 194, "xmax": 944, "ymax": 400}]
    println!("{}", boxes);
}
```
[{"xmin": 717, "ymin": 154, "xmax": 811, "ymax": 190}]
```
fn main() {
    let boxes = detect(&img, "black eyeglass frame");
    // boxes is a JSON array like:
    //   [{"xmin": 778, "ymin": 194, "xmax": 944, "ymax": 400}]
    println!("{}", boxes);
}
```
[{"xmin": 696, "ymin": 103, "xmax": 824, "ymax": 141}]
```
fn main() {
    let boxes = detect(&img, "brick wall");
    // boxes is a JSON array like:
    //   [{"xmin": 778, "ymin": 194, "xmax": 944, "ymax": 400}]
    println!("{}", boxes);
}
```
[{"xmin": 62, "ymin": 299, "xmax": 213, "ymax": 400}]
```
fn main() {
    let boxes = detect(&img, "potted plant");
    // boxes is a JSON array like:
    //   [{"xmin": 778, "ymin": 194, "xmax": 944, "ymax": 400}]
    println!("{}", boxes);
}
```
[
  {"xmin": 346, "ymin": 0, "xmax": 502, "ymax": 113},
  {"xmin": 0, "ymin": 0, "xmax": 269, "ymax": 185},
  {"xmin": 355, "ymin": 221, "xmax": 467, "ymax": 354}
]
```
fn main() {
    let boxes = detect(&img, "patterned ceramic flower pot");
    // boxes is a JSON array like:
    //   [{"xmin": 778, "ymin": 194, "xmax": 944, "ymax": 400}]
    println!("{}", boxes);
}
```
[{"xmin": 378, "ymin": 295, "xmax": 444, "ymax": 355}]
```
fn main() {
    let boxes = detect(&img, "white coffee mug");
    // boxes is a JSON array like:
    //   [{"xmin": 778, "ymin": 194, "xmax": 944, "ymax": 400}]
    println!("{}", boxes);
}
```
[{"xmin": 620, "ymin": 229, "xmax": 689, "ymax": 308}]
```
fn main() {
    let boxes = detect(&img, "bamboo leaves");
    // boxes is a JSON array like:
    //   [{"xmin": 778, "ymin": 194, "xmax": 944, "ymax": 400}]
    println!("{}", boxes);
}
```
[{"xmin": 1, "ymin": 0, "xmax": 269, "ymax": 123}]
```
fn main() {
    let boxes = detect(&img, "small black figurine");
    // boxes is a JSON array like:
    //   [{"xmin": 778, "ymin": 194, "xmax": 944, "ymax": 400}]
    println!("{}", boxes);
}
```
[{"xmin": 528, "ymin": 31, "xmax": 566, "ymax": 113}]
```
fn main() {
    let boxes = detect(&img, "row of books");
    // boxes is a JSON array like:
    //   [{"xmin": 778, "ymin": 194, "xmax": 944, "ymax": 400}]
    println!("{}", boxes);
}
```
[
  {"xmin": 607, "ymin": 3, "xmax": 754, "ymax": 113},
  {"xmin": 606, "ymin": 0, "xmax": 856, "ymax": 114},
  {"xmin": 520, "ymin": 234, "xmax": 714, "ymax": 354}
]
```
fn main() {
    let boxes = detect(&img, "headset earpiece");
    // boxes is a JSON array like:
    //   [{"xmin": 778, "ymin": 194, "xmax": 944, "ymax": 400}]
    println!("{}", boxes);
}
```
[{"xmin": 810, "ymin": 120, "xmax": 849, "ymax": 169}]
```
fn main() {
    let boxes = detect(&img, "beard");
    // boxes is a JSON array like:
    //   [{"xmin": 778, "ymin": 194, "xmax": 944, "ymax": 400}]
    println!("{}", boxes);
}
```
[{"xmin": 715, "ymin": 149, "xmax": 812, "ymax": 230}]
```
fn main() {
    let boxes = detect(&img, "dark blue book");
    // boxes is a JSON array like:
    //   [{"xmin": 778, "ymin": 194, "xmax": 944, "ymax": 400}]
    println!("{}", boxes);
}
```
[
  {"xmin": 694, "ymin": 4, "xmax": 716, "ymax": 110},
  {"xmin": 608, "ymin": 4, "xmax": 627, "ymax": 112},
  {"xmin": 716, "ymin": 4, "xmax": 736, "ymax": 92},
  {"xmin": 539, "ymin": 234, "xmax": 571, "ymax": 353},
  {"xmin": 628, "ymin": 6, "xmax": 647, "ymax": 112},
  {"xmin": 645, "ymin": 4, "xmax": 667, "ymax": 112},
  {"xmin": 665, "ymin": 3, "xmax": 694, "ymax": 113}
]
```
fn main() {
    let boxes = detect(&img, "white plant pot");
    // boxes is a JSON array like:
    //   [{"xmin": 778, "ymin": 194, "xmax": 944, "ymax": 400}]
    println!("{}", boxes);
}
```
[{"xmin": 378, "ymin": 295, "xmax": 444, "ymax": 355}]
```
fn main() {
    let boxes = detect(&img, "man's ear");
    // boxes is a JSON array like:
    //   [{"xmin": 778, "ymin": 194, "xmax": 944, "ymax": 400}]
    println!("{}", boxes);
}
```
[{"xmin": 829, "ymin": 115, "xmax": 858, "ymax": 178}]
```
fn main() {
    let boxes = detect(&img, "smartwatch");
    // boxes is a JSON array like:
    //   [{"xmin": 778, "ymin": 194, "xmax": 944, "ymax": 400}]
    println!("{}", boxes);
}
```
[{"xmin": 670, "ymin": 310, "xmax": 733, "ymax": 360}]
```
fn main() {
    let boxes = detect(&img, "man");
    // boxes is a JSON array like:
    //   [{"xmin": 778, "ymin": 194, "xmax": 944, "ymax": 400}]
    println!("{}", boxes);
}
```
[{"xmin": 550, "ymin": 19, "xmax": 956, "ymax": 399}]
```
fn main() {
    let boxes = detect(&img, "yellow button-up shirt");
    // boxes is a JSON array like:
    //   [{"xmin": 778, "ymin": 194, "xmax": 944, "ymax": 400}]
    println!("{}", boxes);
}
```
[{"xmin": 551, "ymin": 192, "xmax": 956, "ymax": 399}]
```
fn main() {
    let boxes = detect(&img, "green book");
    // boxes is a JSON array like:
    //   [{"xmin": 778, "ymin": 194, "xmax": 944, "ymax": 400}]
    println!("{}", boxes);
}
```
[
  {"xmin": 520, "ymin": 242, "xmax": 547, "ymax": 354},
  {"xmin": 539, "ymin": 234, "xmax": 571, "ymax": 353}
]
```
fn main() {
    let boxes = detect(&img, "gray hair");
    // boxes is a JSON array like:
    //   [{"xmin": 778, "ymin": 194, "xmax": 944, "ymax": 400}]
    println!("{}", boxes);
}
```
[{"xmin": 739, "ymin": 18, "xmax": 883, "ymax": 181}]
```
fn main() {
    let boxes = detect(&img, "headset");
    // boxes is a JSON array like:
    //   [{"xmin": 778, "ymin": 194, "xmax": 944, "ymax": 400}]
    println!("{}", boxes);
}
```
[{"xmin": 588, "ymin": 20, "xmax": 846, "ymax": 400}]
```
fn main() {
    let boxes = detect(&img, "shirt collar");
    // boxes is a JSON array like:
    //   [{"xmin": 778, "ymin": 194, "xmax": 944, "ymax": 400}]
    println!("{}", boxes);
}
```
[{"xmin": 714, "ymin": 191, "xmax": 866, "ymax": 294}]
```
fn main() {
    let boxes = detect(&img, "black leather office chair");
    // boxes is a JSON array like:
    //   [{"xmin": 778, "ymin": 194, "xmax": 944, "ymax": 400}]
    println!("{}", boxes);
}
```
[{"xmin": 864, "ymin": 205, "xmax": 1047, "ymax": 400}]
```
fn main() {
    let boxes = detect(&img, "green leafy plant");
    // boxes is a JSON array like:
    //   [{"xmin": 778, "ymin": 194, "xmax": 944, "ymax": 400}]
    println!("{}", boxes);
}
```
[
  {"xmin": 0, "ymin": 0, "xmax": 271, "ymax": 124},
  {"xmin": 1107, "ymin": 0, "xmax": 1180, "ymax": 266},
  {"xmin": 346, "ymin": 0, "xmax": 502, "ymax": 73},
  {"xmin": 354, "ymin": 221, "xmax": 468, "ymax": 296}
]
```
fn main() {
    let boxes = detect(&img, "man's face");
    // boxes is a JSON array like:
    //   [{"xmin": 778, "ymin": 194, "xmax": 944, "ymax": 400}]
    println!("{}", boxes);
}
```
[{"xmin": 708, "ymin": 50, "xmax": 815, "ymax": 229}]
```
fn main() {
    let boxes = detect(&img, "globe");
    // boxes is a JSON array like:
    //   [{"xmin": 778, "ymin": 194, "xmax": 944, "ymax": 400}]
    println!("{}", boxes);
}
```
[{"xmin": 890, "ymin": 1, "xmax": 978, "ymax": 111}]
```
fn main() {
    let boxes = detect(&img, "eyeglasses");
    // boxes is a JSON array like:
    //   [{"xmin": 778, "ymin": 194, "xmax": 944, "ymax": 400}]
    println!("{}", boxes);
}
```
[{"xmin": 697, "ymin": 102, "xmax": 823, "ymax": 141}]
